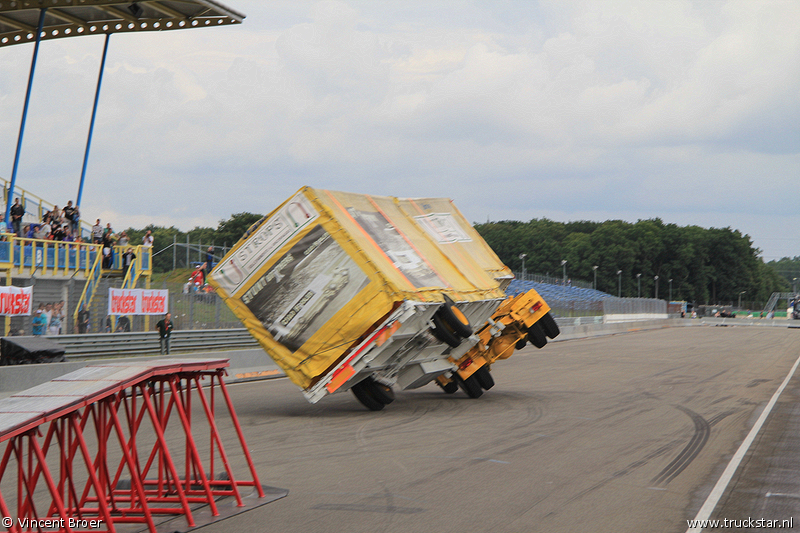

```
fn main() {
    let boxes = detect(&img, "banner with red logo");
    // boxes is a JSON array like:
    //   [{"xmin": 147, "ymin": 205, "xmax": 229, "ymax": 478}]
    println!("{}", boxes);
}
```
[
  {"xmin": 108, "ymin": 289, "xmax": 169, "ymax": 315},
  {"xmin": 0, "ymin": 286, "xmax": 32, "ymax": 316}
]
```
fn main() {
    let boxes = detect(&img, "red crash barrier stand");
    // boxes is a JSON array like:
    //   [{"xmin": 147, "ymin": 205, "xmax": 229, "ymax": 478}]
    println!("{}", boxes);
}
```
[{"xmin": 0, "ymin": 358, "xmax": 286, "ymax": 533}]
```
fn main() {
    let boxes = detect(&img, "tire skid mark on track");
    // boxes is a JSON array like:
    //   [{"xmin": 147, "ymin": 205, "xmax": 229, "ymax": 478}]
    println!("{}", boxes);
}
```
[
  {"xmin": 710, "ymin": 395, "xmax": 734, "ymax": 406},
  {"xmin": 746, "ymin": 378, "xmax": 772, "ymax": 388},
  {"xmin": 707, "ymin": 410, "xmax": 737, "ymax": 427},
  {"xmin": 651, "ymin": 405, "xmax": 710, "ymax": 486},
  {"xmin": 563, "ymin": 439, "xmax": 682, "ymax": 505},
  {"xmin": 699, "ymin": 369, "xmax": 729, "ymax": 384}
]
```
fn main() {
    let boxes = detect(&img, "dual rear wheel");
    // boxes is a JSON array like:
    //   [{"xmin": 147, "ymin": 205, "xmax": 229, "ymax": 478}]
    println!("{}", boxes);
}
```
[{"xmin": 351, "ymin": 377, "xmax": 395, "ymax": 411}]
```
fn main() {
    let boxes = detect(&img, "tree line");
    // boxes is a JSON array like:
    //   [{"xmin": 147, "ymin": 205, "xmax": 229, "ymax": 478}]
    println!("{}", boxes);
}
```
[
  {"xmin": 473, "ymin": 218, "xmax": 786, "ymax": 306},
  {"xmin": 123, "ymin": 213, "xmax": 789, "ymax": 306},
  {"xmin": 122, "ymin": 212, "xmax": 263, "ymax": 274}
]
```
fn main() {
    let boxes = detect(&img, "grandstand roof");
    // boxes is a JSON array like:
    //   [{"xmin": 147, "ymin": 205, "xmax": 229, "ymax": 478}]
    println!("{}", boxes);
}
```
[{"xmin": 0, "ymin": 1, "xmax": 245, "ymax": 49}]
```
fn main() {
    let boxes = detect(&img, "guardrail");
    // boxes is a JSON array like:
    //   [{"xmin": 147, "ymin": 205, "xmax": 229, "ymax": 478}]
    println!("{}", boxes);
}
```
[{"xmin": 52, "ymin": 328, "xmax": 259, "ymax": 359}]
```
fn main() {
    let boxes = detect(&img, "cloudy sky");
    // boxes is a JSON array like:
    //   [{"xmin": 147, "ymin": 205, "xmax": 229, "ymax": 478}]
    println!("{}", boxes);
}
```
[{"xmin": 0, "ymin": 0, "xmax": 798, "ymax": 261}]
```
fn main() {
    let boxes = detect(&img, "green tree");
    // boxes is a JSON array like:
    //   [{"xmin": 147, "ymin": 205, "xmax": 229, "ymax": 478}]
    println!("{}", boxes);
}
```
[{"xmin": 474, "ymin": 217, "xmax": 784, "ymax": 307}]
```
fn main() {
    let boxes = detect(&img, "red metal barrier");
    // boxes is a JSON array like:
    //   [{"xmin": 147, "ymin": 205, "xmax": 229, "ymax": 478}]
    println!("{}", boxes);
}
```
[{"xmin": 0, "ymin": 358, "xmax": 286, "ymax": 532}]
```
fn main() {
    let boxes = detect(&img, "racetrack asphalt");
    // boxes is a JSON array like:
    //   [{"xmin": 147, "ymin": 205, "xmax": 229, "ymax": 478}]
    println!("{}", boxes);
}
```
[{"xmin": 195, "ymin": 325, "xmax": 800, "ymax": 533}]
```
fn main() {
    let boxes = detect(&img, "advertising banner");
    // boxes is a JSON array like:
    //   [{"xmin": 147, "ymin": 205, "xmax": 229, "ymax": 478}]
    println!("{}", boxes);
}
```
[
  {"xmin": 108, "ymin": 289, "xmax": 168, "ymax": 315},
  {"xmin": 0, "ymin": 286, "xmax": 32, "ymax": 316}
]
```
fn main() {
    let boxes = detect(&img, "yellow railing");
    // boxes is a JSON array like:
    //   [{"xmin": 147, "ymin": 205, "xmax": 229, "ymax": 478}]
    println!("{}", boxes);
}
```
[
  {"xmin": 72, "ymin": 247, "xmax": 104, "ymax": 328},
  {"xmin": 0, "ymin": 238, "xmax": 151, "ymax": 277},
  {"xmin": 0, "ymin": 177, "xmax": 93, "ymax": 237},
  {"xmin": 0, "ymin": 237, "xmax": 102, "ymax": 277}
]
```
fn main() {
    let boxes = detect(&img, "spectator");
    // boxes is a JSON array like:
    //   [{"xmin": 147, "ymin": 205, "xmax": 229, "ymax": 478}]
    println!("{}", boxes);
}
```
[
  {"xmin": 102, "ymin": 233, "xmax": 114, "ymax": 268},
  {"xmin": 35, "ymin": 220, "xmax": 51, "ymax": 240},
  {"xmin": 0, "ymin": 214, "xmax": 7, "ymax": 235},
  {"xmin": 116, "ymin": 316, "xmax": 131, "ymax": 332},
  {"xmin": 51, "ymin": 223, "xmax": 65, "ymax": 242},
  {"xmin": 25, "ymin": 224, "xmax": 36, "ymax": 239},
  {"xmin": 189, "ymin": 264, "xmax": 205, "ymax": 291},
  {"xmin": 104, "ymin": 222, "xmax": 113, "ymax": 239},
  {"xmin": 117, "ymin": 231, "xmax": 129, "ymax": 247},
  {"xmin": 122, "ymin": 247, "xmax": 136, "ymax": 274},
  {"xmin": 105, "ymin": 315, "xmax": 112, "ymax": 333},
  {"xmin": 156, "ymin": 312, "xmax": 173, "ymax": 354},
  {"xmin": 32, "ymin": 308, "xmax": 47, "ymax": 336},
  {"xmin": 43, "ymin": 303, "xmax": 53, "ymax": 334},
  {"xmin": 206, "ymin": 246, "xmax": 214, "ymax": 269},
  {"xmin": 77, "ymin": 303, "xmax": 90, "ymax": 334},
  {"xmin": 92, "ymin": 219, "xmax": 103, "ymax": 244},
  {"xmin": 10, "ymin": 198, "xmax": 24, "ymax": 236},
  {"xmin": 62, "ymin": 225, "xmax": 74, "ymax": 243},
  {"xmin": 49, "ymin": 308, "xmax": 62, "ymax": 336},
  {"xmin": 63, "ymin": 201, "xmax": 79, "ymax": 236},
  {"xmin": 49, "ymin": 205, "xmax": 62, "ymax": 227},
  {"xmin": 142, "ymin": 230, "xmax": 153, "ymax": 247}
]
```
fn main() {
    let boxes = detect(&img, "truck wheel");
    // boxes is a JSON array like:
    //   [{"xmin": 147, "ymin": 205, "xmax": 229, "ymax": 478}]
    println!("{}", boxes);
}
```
[
  {"xmin": 361, "ymin": 377, "xmax": 395, "ymax": 404},
  {"xmin": 351, "ymin": 381, "xmax": 386, "ymax": 411},
  {"xmin": 527, "ymin": 322, "xmax": 547, "ymax": 349},
  {"xmin": 540, "ymin": 312, "xmax": 560, "ymax": 339},
  {"xmin": 515, "ymin": 336, "xmax": 527, "ymax": 350},
  {"xmin": 431, "ymin": 312, "xmax": 462, "ymax": 348},
  {"xmin": 474, "ymin": 366, "xmax": 495, "ymax": 390},
  {"xmin": 437, "ymin": 299, "xmax": 472, "ymax": 338},
  {"xmin": 455, "ymin": 374, "xmax": 483, "ymax": 399},
  {"xmin": 436, "ymin": 378, "xmax": 459, "ymax": 394}
]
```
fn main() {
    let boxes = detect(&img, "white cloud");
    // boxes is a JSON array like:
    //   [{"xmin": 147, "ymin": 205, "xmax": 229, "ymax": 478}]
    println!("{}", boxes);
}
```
[{"xmin": 0, "ymin": 0, "xmax": 798, "ymax": 261}]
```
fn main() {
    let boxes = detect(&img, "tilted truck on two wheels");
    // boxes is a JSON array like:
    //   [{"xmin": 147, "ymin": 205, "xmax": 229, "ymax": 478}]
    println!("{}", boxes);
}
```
[{"xmin": 207, "ymin": 187, "xmax": 559, "ymax": 410}]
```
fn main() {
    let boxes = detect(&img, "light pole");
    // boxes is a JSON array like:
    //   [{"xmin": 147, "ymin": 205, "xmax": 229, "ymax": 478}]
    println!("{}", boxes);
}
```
[
  {"xmin": 519, "ymin": 253, "xmax": 527, "ymax": 280},
  {"xmin": 592, "ymin": 265, "xmax": 598, "ymax": 290},
  {"xmin": 561, "ymin": 260, "xmax": 567, "ymax": 285},
  {"xmin": 654, "ymin": 275, "xmax": 659, "ymax": 299},
  {"xmin": 669, "ymin": 279, "xmax": 673, "ymax": 302},
  {"xmin": 739, "ymin": 291, "xmax": 746, "ymax": 309},
  {"xmin": 636, "ymin": 273, "xmax": 641, "ymax": 298},
  {"xmin": 617, "ymin": 270, "xmax": 622, "ymax": 298}
]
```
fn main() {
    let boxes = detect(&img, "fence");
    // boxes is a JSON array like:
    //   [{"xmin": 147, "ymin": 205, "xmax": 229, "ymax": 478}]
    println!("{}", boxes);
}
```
[
  {"xmin": 95, "ymin": 283, "xmax": 241, "ymax": 333},
  {"xmin": 514, "ymin": 270, "xmax": 594, "ymax": 289}
]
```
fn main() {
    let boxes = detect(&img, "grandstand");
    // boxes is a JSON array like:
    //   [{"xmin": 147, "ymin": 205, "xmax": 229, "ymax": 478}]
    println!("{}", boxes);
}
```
[
  {"xmin": 506, "ymin": 278, "xmax": 667, "ymax": 321},
  {"xmin": 0, "ymin": 2, "xmax": 246, "ymax": 337}
]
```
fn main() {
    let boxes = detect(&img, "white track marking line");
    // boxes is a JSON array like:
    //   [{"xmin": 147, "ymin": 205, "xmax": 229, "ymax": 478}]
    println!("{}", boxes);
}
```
[{"xmin": 686, "ymin": 352, "xmax": 800, "ymax": 533}]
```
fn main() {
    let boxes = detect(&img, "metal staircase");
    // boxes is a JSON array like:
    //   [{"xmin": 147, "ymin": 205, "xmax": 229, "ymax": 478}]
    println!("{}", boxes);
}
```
[{"xmin": 762, "ymin": 292, "xmax": 796, "ymax": 314}]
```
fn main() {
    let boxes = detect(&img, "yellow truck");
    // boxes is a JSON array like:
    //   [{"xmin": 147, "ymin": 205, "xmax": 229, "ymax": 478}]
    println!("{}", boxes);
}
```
[{"xmin": 208, "ymin": 187, "xmax": 559, "ymax": 410}]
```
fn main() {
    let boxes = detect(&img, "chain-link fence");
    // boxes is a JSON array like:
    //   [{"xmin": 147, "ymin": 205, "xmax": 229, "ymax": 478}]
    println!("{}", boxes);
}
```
[
  {"xmin": 514, "ymin": 271, "xmax": 594, "ymax": 289},
  {"xmin": 103, "ymin": 283, "xmax": 241, "ymax": 333}
]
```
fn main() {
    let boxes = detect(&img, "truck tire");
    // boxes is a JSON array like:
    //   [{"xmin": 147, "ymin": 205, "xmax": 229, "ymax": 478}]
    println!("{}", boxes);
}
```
[
  {"xmin": 436, "ymin": 300, "xmax": 472, "ymax": 338},
  {"xmin": 474, "ymin": 366, "xmax": 494, "ymax": 390},
  {"xmin": 455, "ymin": 373, "xmax": 483, "ymax": 399},
  {"xmin": 527, "ymin": 322, "xmax": 547, "ymax": 349},
  {"xmin": 351, "ymin": 380, "xmax": 386, "ymax": 411},
  {"xmin": 431, "ymin": 312, "xmax": 462, "ymax": 348},
  {"xmin": 540, "ymin": 312, "xmax": 560, "ymax": 339},
  {"xmin": 361, "ymin": 377, "xmax": 395, "ymax": 404},
  {"xmin": 436, "ymin": 379, "xmax": 459, "ymax": 394},
  {"xmin": 515, "ymin": 336, "xmax": 527, "ymax": 350}
]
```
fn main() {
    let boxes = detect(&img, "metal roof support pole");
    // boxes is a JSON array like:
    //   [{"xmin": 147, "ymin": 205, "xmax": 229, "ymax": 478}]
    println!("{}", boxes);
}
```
[
  {"xmin": 5, "ymin": 8, "xmax": 47, "ymax": 224},
  {"xmin": 76, "ymin": 33, "xmax": 110, "ymax": 210}
]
